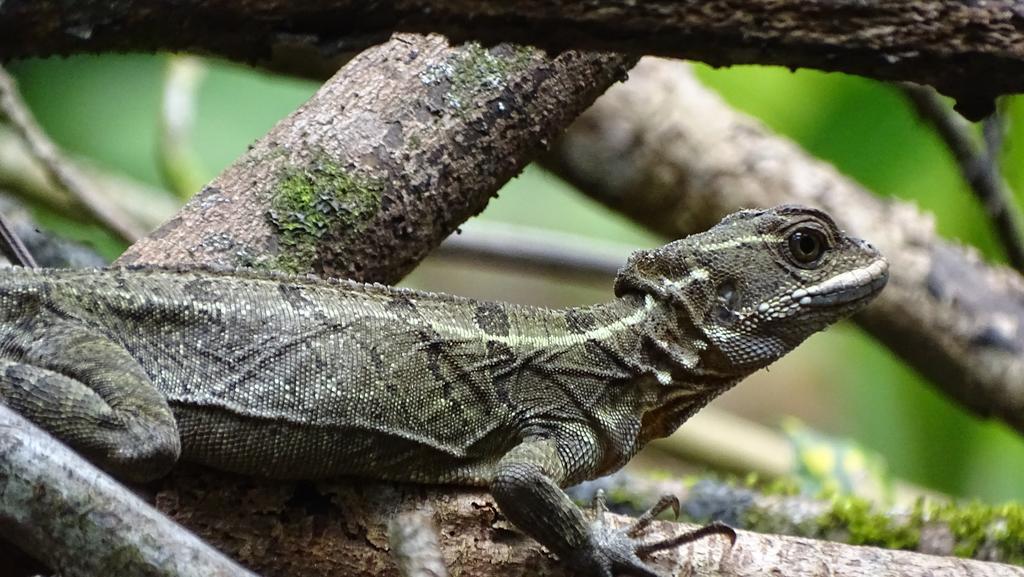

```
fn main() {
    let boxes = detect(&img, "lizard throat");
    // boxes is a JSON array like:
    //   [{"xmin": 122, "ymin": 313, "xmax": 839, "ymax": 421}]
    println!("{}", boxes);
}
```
[{"xmin": 639, "ymin": 376, "xmax": 739, "ymax": 445}]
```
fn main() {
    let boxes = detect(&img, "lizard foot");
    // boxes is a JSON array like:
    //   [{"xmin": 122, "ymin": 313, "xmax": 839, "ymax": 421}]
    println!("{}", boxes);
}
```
[{"xmin": 569, "ymin": 490, "xmax": 737, "ymax": 577}]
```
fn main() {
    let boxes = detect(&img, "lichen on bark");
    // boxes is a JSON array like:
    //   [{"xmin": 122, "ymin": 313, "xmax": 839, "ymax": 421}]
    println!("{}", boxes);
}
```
[{"xmin": 418, "ymin": 42, "xmax": 537, "ymax": 113}]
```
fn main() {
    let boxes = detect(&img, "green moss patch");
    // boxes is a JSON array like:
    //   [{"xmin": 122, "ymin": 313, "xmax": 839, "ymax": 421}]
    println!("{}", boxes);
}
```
[
  {"xmin": 915, "ymin": 500, "xmax": 1024, "ymax": 563},
  {"xmin": 818, "ymin": 496, "xmax": 1024, "ymax": 563},
  {"xmin": 266, "ymin": 157, "xmax": 382, "ymax": 272},
  {"xmin": 819, "ymin": 496, "xmax": 920, "ymax": 550}
]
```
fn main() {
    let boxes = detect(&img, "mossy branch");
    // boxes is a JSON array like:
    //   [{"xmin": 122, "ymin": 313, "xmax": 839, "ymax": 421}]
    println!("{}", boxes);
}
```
[
  {"xmin": 579, "ymin": 472, "xmax": 1024, "ymax": 565},
  {"xmin": 117, "ymin": 35, "xmax": 636, "ymax": 283}
]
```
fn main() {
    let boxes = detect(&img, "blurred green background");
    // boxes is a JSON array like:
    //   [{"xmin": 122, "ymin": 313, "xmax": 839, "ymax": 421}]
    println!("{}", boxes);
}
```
[{"xmin": 7, "ymin": 54, "xmax": 1024, "ymax": 503}]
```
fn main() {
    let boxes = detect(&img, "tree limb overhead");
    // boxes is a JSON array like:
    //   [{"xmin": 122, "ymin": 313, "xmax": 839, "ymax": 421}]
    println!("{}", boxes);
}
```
[{"xmin": 2, "ymin": 1, "xmax": 1023, "ymax": 117}]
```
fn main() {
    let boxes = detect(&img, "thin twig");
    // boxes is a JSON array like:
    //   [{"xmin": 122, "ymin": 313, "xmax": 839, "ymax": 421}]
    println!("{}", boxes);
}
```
[
  {"xmin": 437, "ymin": 221, "xmax": 630, "ymax": 281},
  {"xmin": 0, "ymin": 125, "xmax": 180, "ymax": 231},
  {"xmin": 901, "ymin": 84, "xmax": 1024, "ymax": 272},
  {"xmin": 0, "ymin": 212, "xmax": 37, "ymax": 268},
  {"xmin": 158, "ymin": 56, "xmax": 208, "ymax": 199},
  {"xmin": 0, "ymin": 66, "xmax": 145, "ymax": 242},
  {"xmin": 0, "ymin": 193, "xmax": 107, "ymax": 268}
]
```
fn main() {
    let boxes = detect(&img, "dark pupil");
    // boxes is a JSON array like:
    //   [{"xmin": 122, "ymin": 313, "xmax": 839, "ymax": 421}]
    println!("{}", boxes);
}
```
[
  {"xmin": 789, "ymin": 230, "xmax": 822, "ymax": 263},
  {"xmin": 799, "ymin": 234, "xmax": 817, "ymax": 254}
]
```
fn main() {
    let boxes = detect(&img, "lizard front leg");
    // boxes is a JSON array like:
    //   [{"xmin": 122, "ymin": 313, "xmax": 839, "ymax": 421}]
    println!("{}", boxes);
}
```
[
  {"xmin": 0, "ymin": 316, "xmax": 180, "ymax": 481},
  {"xmin": 492, "ymin": 437, "xmax": 726, "ymax": 577}
]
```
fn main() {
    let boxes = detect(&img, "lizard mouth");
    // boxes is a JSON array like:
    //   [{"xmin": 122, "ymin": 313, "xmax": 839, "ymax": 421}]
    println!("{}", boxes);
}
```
[
  {"xmin": 795, "ymin": 258, "xmax": 889, "ymax": 307},
  {"xmin": 751, "ymin": 258, "xmax": 888, "ymax": 321}
]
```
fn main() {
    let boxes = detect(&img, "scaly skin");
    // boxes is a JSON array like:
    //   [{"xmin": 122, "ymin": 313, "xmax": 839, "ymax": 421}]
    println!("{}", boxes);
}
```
[{"xmin": 0, "ymin": 205, "xmax": 887, "ymax": 575}]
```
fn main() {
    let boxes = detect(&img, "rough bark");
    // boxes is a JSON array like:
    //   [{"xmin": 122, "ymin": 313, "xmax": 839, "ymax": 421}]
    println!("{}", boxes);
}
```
[
  {"xmin": 147, "ymin": 466, "xmax": 1024, "ymax": 576},
  {"xmin": 3, "ymin": 1, "xmax": 1024, "ymax": 117},
  {"xmin": 543, "ymin": 57, "xmax": 1024, "ymax": 435},
  {"xmin": 117, "ymin": 34, "xmax": 635, "ymax": 283},
  {"xmin": 0, "ymin": 405, "xmax": 257, "ymax": 577}
]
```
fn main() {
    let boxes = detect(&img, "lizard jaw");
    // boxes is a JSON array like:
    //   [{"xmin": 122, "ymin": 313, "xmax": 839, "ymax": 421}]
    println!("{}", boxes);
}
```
[
  {"xmin": 753, "ymin": 257, "xmax": 888, "ymax": 319},
  {"xmin": 794, "ymin": 257, "xmax": 889, "ymax": 308}
]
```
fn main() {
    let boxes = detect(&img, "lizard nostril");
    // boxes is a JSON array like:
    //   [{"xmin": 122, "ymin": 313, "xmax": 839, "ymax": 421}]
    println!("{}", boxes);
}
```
[{"xmin": 854, "ymin": 238, "xmax": 877, "ymax": 253}]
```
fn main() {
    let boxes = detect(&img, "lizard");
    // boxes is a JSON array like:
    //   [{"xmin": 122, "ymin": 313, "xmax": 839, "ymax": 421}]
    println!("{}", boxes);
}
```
[{"xmin": 0, "ymin": 204, "xmax": 887, "ymax": 576}]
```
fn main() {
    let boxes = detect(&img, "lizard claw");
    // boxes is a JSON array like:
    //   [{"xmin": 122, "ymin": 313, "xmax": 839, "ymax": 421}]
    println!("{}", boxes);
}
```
[
  {"xmin": 627, "ymin": 494, "xmax": 680, "ymax": 537},
  {"xmin": 570, "ymin": 491, "xmax": 736, "ymax": 577},
  {"xmin": 636, "ymin": 520, "xmax": 737, "ymax": 555}
]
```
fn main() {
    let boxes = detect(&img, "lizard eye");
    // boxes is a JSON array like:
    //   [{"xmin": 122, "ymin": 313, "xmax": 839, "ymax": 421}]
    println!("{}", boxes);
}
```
[{"xmin": 786, "ymin": 227, "xmax": 827, "ymax": 266}]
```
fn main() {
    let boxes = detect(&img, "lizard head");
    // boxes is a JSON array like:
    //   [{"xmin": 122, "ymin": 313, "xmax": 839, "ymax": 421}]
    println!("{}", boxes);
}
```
[{"xmin": 614, "ymin": 204, "xmax": 888, "ymax": 376}]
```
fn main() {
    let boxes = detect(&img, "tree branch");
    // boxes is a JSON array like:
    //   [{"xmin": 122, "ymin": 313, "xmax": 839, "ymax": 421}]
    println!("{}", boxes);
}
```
[
  {"xmin": 116, "ymin": 34, "xmax": 635, "ymax": 283},
  {"xmin": 575, "ymin": 473, "xmax": 1024, "ymax": 564},
  {"xmin": 3, "ymin": 1, "xmax": 1024, "ymax": 117},
  {"xmin": 0, "ymin": 125, "xmax": 179, "ymax": 234},
  {"xmin": 543, "ymin": 57, "xmax": 1024, "ymax": 435},
  {"xmin": 0, "ymin": 192, "xmax": 107, "ymax": 268},
  {"xmin": 437, "ymin": 220, "xmax": 630, "ymax": 282},
  {"xmin": 0, "ymin": 405, "xmax": 259, "ymax": 577},
  {"xmin": 0, "ymin": 211, "xmax": 36, "ymax": 268}
]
